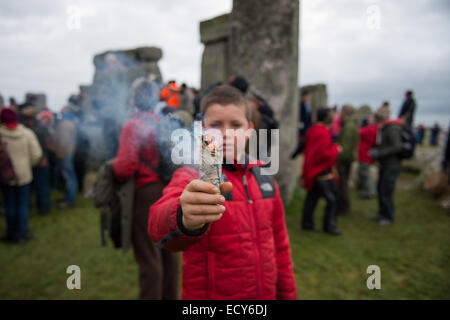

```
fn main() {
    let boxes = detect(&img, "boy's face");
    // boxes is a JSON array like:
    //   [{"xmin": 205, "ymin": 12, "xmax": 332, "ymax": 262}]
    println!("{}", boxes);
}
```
[{"xmin": 203, "ymin": 103, "xmax": 254, "ymax": 162}]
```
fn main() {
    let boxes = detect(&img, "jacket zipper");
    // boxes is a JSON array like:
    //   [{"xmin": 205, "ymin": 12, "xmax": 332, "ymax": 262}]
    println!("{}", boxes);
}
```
[
  {"xmin": 242, "ymin": 175, "xmax": 253, "ymax": 204},
  {"xmin": 242, "ymin": 172, "xmax": 263, "ymax": 298}
]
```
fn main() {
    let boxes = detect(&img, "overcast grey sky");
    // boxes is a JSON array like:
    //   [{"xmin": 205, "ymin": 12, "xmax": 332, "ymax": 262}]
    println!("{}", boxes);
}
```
[{"xmin": 0, "ymin": 0, "xmax": 449, "ymax": 126}]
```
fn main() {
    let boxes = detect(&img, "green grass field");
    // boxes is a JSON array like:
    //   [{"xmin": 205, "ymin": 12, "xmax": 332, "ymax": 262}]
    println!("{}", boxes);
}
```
[{"xmin": 0, "ymin": 172, "xmax": 449, "ymax": 300}]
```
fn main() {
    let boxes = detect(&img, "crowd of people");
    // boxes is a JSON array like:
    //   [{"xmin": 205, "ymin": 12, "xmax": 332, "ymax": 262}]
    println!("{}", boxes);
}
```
[
  {"xmin": 293, "ymin": 90, "xmax": 423, "ymax": 234},
  {"xmin": 110, "ymin": 76, "xmax": 281, "ymax": 299},
  {"xmin": 0, "ymin": 96, "xmax": 92, "ymax": 243},
  {"xmin": 1, "ymin": 78, "xmax": 449, "ymax": 300}
]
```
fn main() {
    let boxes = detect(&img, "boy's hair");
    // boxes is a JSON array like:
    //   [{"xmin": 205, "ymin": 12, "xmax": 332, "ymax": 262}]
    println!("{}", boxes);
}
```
[{"xmin": 200, "ymin": 85, "xmax": 251, "ymax": 121}]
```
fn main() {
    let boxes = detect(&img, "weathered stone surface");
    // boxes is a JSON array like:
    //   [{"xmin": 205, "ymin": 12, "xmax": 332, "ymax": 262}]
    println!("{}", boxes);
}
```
[
  {"xmin": 133, "ymin": 47, "xmax": 163, "ymax": 62},
  {"xmin": 25, "ymin": 93, "xmax": 47, "ymax": 110},
  {"xmin": 200, "ymin": 14, "xmax": 230, "ymax": 90},
  {"xmin": 79, "ymin": 85, "xmax": 94, "ymax": 114},
  {"xmin": 93, "ymin": 46, "xmax": 162, "ymax": 68},
  {"xmin": 228, "ymin": 0, "xmax": 300, "ymax": 204},
  {"xmin": 201, "ymin": 41, "xmax": 229, "ymax": 90},
  {"xmin": 200, "ymin": 14, "xmax": 230, "ymax": 44},
  {"xmin": 300, "ymin": 83, "xmax": 327, "ymax": 112},
  {"xmin": 72, "ymin": 46, "xmax": 165, "ymax": 169},
  {"xmin": 355, "ymin": 104, "xmax": 372, "ymax": 125}
]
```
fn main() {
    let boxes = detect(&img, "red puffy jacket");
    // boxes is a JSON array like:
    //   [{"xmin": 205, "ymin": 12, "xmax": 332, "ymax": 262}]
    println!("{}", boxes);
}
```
[
  {"xmin": 113, "ymin": 111, "xmax": 161, "ymax": 189},
  {"xmin": 358, "ymin": 125, "xmax": 378, "ymax": 164},
  {"xmin": 148, "ymin": 162, "xmax": 297, "ymax": 300},
  {"xmin": 302, "ymin": 124, "xmax": 339, "ymax": 191}
]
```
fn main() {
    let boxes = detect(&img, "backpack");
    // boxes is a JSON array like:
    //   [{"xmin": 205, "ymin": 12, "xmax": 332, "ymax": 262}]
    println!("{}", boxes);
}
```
[
  {"xmin": 251, "ymin": 92, "xmax": 279, "ymax": 131},
  {"xmin": 93, "ymin": 159, "xmax": 134, "ymax": 253},
  {"xmin": 92, "ymin": 113, "xmax": 181, "ymax": 251},
  {"xmin": 400, "ymin": 125, "xmax": 416, "ymax": 159},
  {"xmin": 0, "ymin": 134, "xmax": 18, "ymax": 185}
]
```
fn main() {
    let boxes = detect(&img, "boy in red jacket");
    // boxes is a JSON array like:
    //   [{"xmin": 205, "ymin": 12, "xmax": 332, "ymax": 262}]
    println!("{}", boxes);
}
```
[
  {"xmin": 149, "ymin": 85, "xmax": 297, "ymax": 300},
  {"xmin": 301, "ymin": 107, "xmax": 342, "ymax": 235}
]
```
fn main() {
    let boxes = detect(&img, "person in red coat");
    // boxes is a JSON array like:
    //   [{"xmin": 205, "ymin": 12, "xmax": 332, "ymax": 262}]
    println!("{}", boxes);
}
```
[
  {"xmin": 113, "ymin": 78, "xmax": 179, "ymax": 300},
  {"xmin": 149, "ymin": 85, "xmax": 297, "ymax": 300},
  {"xmin": 301, "ymin": 107, "xmax": 342, "ymax": 235},
  {"xmin": 357, "ymin": 115, "xmax": 378, "ymax": 198}
]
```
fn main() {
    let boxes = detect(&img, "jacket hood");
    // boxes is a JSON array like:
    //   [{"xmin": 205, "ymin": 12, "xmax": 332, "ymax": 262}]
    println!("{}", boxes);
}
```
[{"xmin": 0, "ymin": 124, "xmax": 28, "ymax": 139}]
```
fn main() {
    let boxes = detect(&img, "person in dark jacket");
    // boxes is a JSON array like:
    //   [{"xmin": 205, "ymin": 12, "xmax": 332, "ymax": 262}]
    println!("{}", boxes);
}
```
[
  {"xmin": 398, "ymin": 90, "xmax": 416, "ymax": 127},
  {"xmin": 113, "ymin": 78, "xmax": 179, "ymax": 300},
  {"xmin": 430, "ymin": 123, "xmax": 441, "ymax": 146},
  {"xmin": 32, "ymin": 111, "xmax": 55, "ymax": 215},
  {"xmin": 291, "ymin": 90, "xmax": 312, "ymax": 158},
  {"xmin": 370, "ymin": 106, "xmax": 403, "ymax": 225},
  {"xmin": 443, "ymin": 121, "xmax": 450, "ymax": 184},
  {"xmin": 415, "ymin": 124, "xmax": 425, "ymax": 145},
  {"xmin": 301, "ymin": 107, "xmax": 342, "ymax": 235},
  {"xmin": 336, "ymin": 104, "xmax": 358, "ymax": 215}
]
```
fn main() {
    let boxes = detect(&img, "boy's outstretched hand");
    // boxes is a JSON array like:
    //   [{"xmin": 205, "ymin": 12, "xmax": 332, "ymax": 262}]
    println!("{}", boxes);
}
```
[{"xmin": 180, "ymin": 180, "xmax": 232, "ymax": 231}]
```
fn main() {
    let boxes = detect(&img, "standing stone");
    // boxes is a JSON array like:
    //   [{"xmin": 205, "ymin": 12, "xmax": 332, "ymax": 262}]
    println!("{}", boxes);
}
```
[
  {"xmin": 300, "ymin": 83, "xmax": 328, "ymax": 113},
  {"xmin": 25, "ymin": 93, "xmax": 47, "ymax": 109},
  {"xmin": 70, "ymin": 46, "xmax": 164, "ymax": 169},
  {"xmin": 355, "ymin": 104, "xmax": 372, "ymax": 126},
  {"xmin": 200, "ymin": 14, "xmax": 230, "ymax": 91},
  {"xmin": 228, "ymin": 0, "xmax": 300, "ymax": 204}
]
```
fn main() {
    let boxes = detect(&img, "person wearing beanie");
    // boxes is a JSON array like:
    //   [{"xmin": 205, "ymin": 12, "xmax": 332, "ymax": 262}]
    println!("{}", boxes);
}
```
[
  {"xmin": 229, "ymin": 75, "xmax": 249, "ymax": 94},
  {"xmin": 370, "ymin": 105, "xmax": 404, "ymax": 225},
  {"xmin": 37, "ymin": 110, "xmax": 54, "ymax": 128},
  {"xmin": 336, "ymin": 104, "xmax": 358, "ymax": 216},
  {"xmin": 113, "ymin": 78, "xmax": 179, "ymax": 300},
  {"xmin": 0, "ymin": 108, "xmax": 42, "ymax": 244},
  {"xmin": 31, "ymin": 110, "xmax": 56, "ymax": 215}
]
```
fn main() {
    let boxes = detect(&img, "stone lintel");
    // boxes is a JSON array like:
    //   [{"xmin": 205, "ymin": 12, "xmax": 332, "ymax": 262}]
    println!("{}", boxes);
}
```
[{"xmin": 200, "ymin": 13, "xmax": 230, "ymax": 44}]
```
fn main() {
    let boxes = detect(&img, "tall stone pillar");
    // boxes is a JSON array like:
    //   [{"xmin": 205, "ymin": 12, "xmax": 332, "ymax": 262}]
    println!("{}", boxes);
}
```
[
  {"xmin": 229, "ymin": 0, "xmax": 300, "ymax": 203},
  {"xmin": 300, "ymin": 83, "xmax": 328, "ymax": 113},
  {"xmin": 200, "ymin": 14, "xmax": 230, "ymax": 91}
]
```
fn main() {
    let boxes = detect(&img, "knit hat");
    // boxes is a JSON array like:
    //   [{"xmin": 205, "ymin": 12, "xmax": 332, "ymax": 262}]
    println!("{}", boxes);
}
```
[
  {"xmin": 229, "ymin": 76, "xmax": 249, "ymax": 94},
  {"xmin": 0, "ymin": 107, "xmax": 18, "ymax": 124},
  {"xmin": 37, "ymin": 110, "xmax": 54, "ymax": 126}
]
